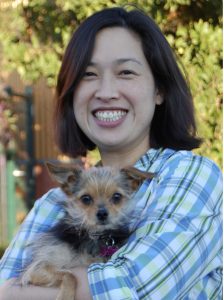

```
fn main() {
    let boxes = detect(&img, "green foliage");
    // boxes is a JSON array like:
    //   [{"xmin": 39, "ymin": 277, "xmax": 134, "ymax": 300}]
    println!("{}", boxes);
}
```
[
  {"xmin": 0, "ymin": 0, "xmax": 222, "ymax": 167},
  {"xmin": 0, "ymin": 99, "xmax": 17, "ymax": 154},
  {"xmin": 167, "ymin": 20, "xmax": 222, "ymax": 166}
]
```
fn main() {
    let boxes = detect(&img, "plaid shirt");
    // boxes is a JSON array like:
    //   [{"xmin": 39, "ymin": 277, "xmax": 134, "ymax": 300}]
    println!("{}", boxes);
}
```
[{"xmin": 0, "ymin": 148, "xmax": 222, "ymax": 299}]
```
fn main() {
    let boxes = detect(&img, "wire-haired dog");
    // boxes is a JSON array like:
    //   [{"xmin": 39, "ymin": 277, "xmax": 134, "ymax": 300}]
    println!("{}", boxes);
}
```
[{"xmin": 20, "ymin": 163, "xmax": 153, "ymax": 300}]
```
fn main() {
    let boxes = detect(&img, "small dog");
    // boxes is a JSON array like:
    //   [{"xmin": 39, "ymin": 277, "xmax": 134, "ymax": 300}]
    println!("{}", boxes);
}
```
[{"xmin": 20, "ymin": 163, "xmax": 153, "ymax": 300}]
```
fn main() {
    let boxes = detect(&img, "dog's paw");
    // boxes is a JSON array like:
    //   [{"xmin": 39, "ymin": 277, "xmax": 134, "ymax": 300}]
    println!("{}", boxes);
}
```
[
  {"xmin": 56, "ymin": 271, "xmax": 77, "ymax": 300},
  {"xmin": 20, "ymin": 262, "xmax": 61, "ymax": 287},
  {"xmin": 20, "ymin": 270, "xmax": 32, "ymax": 286}
]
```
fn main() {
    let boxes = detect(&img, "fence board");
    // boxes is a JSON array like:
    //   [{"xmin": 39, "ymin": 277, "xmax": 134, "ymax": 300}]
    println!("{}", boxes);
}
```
[
  {"xmin": 33, "ymin": 78, "xmax": 60, "ymax": 159},
  {"xmin": 7, "ymin": 71, "xmax": 25, "ymax": 95}
]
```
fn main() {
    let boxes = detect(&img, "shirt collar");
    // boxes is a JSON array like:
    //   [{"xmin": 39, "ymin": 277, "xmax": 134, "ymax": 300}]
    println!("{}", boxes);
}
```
[{"xmin": 134, "ymin": 148, "xmax": 164, "ymax": 171}]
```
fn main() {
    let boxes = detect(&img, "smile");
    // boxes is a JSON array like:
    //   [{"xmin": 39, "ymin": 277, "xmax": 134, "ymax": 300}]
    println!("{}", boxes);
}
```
[{"xmin": 94, "ymin": 110, "xmax": 127, "ymax": 122}]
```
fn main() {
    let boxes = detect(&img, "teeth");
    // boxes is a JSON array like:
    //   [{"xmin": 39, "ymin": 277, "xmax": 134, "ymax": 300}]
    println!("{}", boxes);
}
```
[{"xmin": 94, "ymin": 110, "xmax": 127, "ymax": 122}]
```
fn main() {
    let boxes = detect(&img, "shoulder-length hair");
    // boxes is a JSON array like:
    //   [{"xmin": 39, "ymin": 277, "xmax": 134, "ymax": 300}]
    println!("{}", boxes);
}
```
[{"xmin": 55, "ymin": 7, "xmax": 202, "ymax": 158}]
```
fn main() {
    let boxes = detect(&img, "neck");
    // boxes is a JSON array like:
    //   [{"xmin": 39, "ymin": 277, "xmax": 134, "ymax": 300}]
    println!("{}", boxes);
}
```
[{"xmin": 99, "ymin": 143, "xmax": 150, "ymax": 168}]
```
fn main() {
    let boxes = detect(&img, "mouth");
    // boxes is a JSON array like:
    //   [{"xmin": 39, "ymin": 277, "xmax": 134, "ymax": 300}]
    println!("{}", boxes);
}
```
[
  {"xmin": 97, "ymin": 220, "xmax": 108, "ymax": 226},
  {"xmin": 93, "ymin": 109, "xmax": 128, "ymax": 123}
]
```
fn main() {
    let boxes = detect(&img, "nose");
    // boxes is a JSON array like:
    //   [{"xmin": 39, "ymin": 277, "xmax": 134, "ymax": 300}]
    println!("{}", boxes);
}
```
[
  {"xmin": 96, "ymin": 207, "xmax": 108, "ymax": 221},
  {"xmin": 95, "ymin": 75, "xmax": 118, "ymax": 101}
]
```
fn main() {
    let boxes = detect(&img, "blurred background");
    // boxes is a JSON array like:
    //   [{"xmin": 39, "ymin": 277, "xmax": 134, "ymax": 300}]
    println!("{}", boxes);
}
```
[{"xmin": 0, "ymin": 0, "xmax": 222, "ymax": 253}]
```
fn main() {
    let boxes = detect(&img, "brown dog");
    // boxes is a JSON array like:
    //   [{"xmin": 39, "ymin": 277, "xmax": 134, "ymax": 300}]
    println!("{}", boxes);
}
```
[{"xmin": 20, "ymin": 164, "xmax": 153, "ymax": 300}]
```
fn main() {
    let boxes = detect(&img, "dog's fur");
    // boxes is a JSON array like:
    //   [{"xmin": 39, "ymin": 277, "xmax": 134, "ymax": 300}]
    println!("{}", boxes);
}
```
[{"xmin": 20, "ymin": 163, "xmax": 153, "ymax": 300}]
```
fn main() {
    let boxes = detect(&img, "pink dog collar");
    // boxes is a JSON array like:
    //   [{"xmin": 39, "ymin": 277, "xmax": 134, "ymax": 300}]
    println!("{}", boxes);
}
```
[{"xmin": 100, "ymin": 245, "xmax": 119, "ymax": 257}]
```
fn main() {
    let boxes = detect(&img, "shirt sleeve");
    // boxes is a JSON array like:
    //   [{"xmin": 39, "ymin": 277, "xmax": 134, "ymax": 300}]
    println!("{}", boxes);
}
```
[
  {"xmin": 0, "ymin": 188, "xmax": 66, "ymax": 284},
  {"xmin": 87, "ymin": 153, "xmax": 223, "ymax": 300}
]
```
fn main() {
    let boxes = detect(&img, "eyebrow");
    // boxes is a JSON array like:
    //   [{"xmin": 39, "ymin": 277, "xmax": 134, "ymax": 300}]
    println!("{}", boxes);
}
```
[
  {"xmin": 88, "ymin": 58, "xmax": 142, "ymax": 66},
  {"xmin": 116, "ymin": 58, "xmax": 142, "ymax": 65}
]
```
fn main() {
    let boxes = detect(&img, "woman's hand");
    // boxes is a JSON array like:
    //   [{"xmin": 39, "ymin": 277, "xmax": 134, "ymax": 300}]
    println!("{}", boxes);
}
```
[
  {"xmin": 0, "ymin": 267, "xmax": 92, "ymax": 300},
  {"xmin": 0, "ymin": 278, "xmax": 58, "ymax": 300}
]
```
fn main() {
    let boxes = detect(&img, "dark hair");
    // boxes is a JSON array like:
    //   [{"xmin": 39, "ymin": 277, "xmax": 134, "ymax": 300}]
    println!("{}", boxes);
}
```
[{"xmin": 55, "ymin": 7, "xmax": 202, "ymax": 158}]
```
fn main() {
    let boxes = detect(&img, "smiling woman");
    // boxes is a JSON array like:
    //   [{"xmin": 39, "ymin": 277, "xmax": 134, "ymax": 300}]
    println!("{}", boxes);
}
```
[
  {"xmin": 54, "ymin": 7, "xmax": 202, "ymax": 163},
  {"xmin": 0, "ymin": 6, "xmax": 222, "ymax": 300},
  {"xmin": 73, "ymin": 27, "xmax": 163, "ymax": 165}
]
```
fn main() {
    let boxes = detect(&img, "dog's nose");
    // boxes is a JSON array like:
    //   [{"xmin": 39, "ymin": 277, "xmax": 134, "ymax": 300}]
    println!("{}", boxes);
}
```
[{"xmin": 96, "ymin": 208, "xmax": 108, "ymax": 221}]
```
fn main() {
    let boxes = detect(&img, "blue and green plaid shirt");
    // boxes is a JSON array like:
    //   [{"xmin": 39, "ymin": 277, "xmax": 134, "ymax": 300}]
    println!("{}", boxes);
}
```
[{"xmin": 0, "ymin": 148, "xmax": 222, "ymax": 299}]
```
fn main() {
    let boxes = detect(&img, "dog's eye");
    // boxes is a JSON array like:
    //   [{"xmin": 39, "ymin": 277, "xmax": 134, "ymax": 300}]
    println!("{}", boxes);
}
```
[
  {"xmin": 111, "ymin": 192, "xmax": 123, "ymax": 204},
  {"xmin": 80, "ymin": 194, "xmax": 93, "ymax": 205}
]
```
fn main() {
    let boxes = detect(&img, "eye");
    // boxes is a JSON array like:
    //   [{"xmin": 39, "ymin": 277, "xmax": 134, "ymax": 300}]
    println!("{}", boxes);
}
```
[
  {"xmin": 119, "ymin": 70, "xmax": 136, "ymax": 76},
  {"xmin": 111, "ymin": 192, "xmax": 123, "ymax": 204},
  {"xmin": 83, "ymin": 71, "xmax": 97, "ymax": 79},
  {"xmin": 84, "ymin": 72, "xmax": 96, "ymax": 76},
  {"xmin": 80, "ymin": 194, "xmax": 93, "ymax": 205}
]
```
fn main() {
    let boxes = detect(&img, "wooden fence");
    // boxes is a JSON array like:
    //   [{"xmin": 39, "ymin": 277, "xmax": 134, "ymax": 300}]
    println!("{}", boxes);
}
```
[
  {"xmin": 0, "ymin": 71, "xmax": 61, "ymax": 245},
  {"xmin": 4, "ymin": 71, "xmax": 60, "ymax": 159},
  {"xmin": 33, "ymin": 77, "xmax": 61, "ymax": 160}
]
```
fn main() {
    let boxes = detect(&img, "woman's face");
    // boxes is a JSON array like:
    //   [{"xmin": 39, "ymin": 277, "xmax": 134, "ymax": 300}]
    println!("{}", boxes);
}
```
[{"xmin": 73, "ymin": 27, "xmax": 162, "ymax": 156}]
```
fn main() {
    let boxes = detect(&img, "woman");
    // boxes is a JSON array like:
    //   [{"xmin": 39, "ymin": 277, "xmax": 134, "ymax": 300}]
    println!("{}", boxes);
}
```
[{"xmin": 0, "ymin": 7, "xmax": 222, "ymax": 300}]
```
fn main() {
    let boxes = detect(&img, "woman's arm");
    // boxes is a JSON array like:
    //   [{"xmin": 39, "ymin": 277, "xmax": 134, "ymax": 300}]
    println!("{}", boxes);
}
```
[
  {"xmin": 0, "ymin": 268, "xmax": 92, "ymax": 300},
  {"xmin": 0, "ymin": 279, "xmax": 58, "ymax": 300},
  {"xmin": 0, "ymin": 188, "xmax": 66, "ymax": 283}
]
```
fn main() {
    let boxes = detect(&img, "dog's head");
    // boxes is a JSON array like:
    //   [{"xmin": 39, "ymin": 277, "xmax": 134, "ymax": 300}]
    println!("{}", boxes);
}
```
[{"xmin": 46, "ymin": 163, "xmax": 153, "ymax": 232}]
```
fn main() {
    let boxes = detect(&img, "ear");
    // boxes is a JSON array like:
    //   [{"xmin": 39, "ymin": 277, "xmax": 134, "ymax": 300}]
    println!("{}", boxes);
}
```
[
  {"xmin": 121, "ymin": 167, "xmax": 154, "ymax": 190},
  {"xmin": 46, "ymin": 162, "xmax": 82, "ymax": 185},
  {"xmin": 155, "ymin": 90, "xmax": 163, "ymax": 105}
]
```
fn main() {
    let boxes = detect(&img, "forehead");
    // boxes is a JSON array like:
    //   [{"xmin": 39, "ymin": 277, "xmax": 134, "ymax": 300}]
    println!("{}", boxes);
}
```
[
  {"xmin": 78, "ymin": 168, "xmax": 130, "ymax": 193},
  {"xmin": 91, "ymin": 27, "xmax": 145, "ymax": 64}
]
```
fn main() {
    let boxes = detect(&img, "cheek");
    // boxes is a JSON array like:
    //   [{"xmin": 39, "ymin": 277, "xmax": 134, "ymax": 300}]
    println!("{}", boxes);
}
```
[
  {"xmin": 137, "ymin": 88, "xmax": 157, "ymax": 116},
  {"xmin": 73, "ymin": 81, "xmax": 95, "ymax": 107},
  {"xmin": 73, "ymin": 94, "xmax": 84, "ymax": 114},
  {"xmin": 73, "ymin": 83, "xmax": 87, "ymax": 109},
  {"xmin": 133, "ymin": 100, "xmax": 156, "ymax": 125},
  {"xmin": 84, "ymin": 207, "xmax": 97, "ymax": 219},
  {"xmin": 76, "ymin": 202, "xmax": 97, "ymax": 218},
  {"xmin": 73, "ymin": 94, "xmax": 88, "ymax": 127},
  {"xmin": 108, "ymin": 200, "xmax": 128, "ymax": 215}
]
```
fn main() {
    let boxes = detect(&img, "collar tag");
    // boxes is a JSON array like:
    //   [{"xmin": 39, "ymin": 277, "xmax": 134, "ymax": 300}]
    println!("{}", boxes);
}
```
[
  {"xmin": 100, "ymin": 245, "xmax": 119, "ymax": 257},
  {"xmin": 100, "ymin": 235, "xmax": 118, "ymax": 257}
]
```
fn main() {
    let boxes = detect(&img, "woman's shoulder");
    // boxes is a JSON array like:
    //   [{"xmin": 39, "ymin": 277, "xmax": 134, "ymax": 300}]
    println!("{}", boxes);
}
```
[
  {"xmin": 38, "ymin": 187, "xmax": 67, "ymax": 201},
  {"xmin": 139, "ymin": 148, "xmax": 221, "ymax": 175},
  {"xmin": 163, "ymin": 149, "xmax": 221, "ymax": 175},
  {"xmin": 136, "ymin": 148, "xmax": 222, "ymax": 216},
  {"xmin": 33, "ymin": 187, "xmax": 67, "ymax": 211},
  {"xmin": 154, "ymin": 149, "xmax": 222, "ymax": 202}
]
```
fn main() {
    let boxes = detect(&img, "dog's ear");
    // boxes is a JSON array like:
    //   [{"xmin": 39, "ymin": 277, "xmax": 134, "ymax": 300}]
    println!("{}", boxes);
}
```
[
  {"xmin": 121, "ymin": 167, "xmax": 154, "ymax": 190},
  {"xmin": 46, "ymin": 162, "xmax": 82, "ymax": 185}
]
